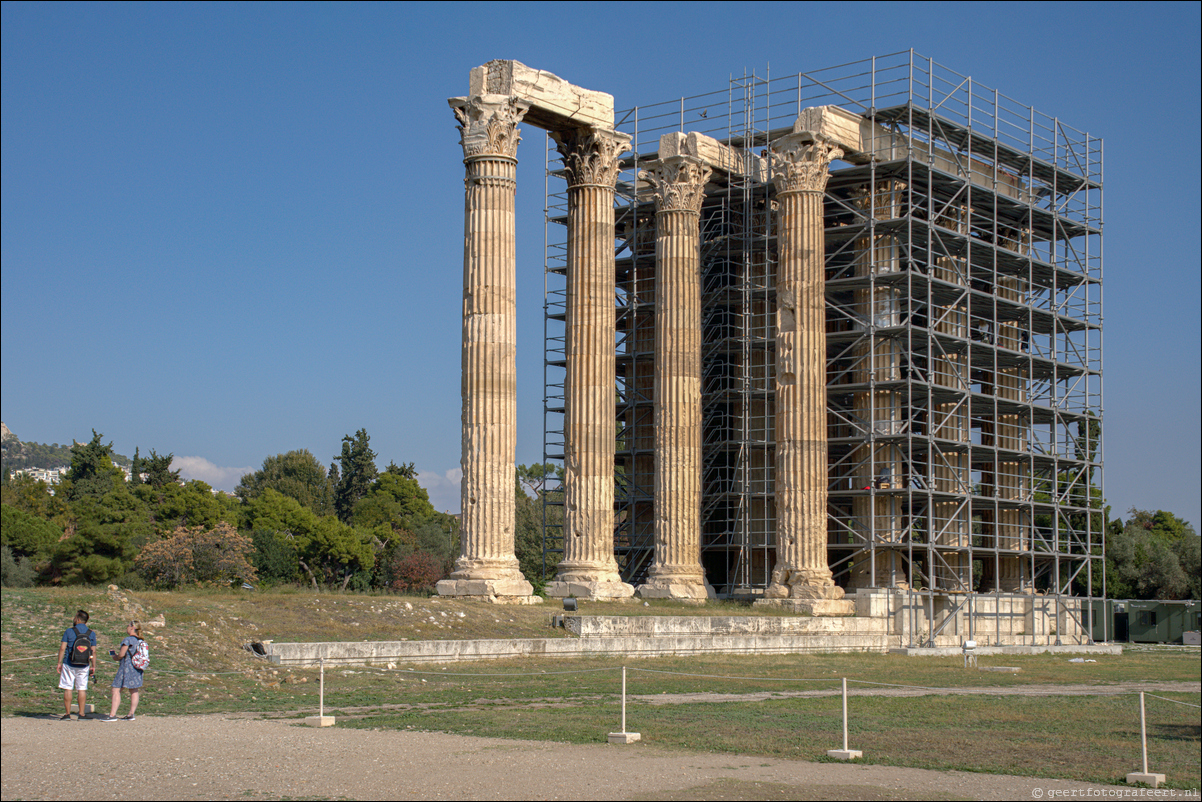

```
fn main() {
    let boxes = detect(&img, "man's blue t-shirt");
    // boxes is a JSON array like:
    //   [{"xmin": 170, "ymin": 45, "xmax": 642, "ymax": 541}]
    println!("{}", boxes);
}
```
[{"xmin": 61, "ymin": 624, "xmax": 97, "ymax": 667}]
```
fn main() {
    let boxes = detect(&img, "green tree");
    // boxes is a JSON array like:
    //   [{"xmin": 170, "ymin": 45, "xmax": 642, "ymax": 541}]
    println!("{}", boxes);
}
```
[
  {"xmin": 1106, "ymin": 508, "xmax": 1199, "ymax": 600},
  {"xmin": 128, "ymin": 447, "xmax": 142, "ymax": 487},
  {"xmin": 50, "ymin": 520, "xmax": 137, "ymax": 584},
  {"xmin": 333, "ymin": 430, "xmax": 378, "ymax": 523},
  {"xmin": 236, "ymin": 449, "xmax": 334, "ymax": 515},
  {"xmin": 1, "ymin": 545, "xmax": 38, "ymax": 588},
  {"xmin": 0, "ymin": 504, "xmax": 63, "ymax": 562},
  {"xmin": 139, "ymin": 479, "xmax": 236, "ymax": 536},
  {"xmin": 59, "ymin": 431, "xmax": 125, "ymax": 501},
  {"xmin": 250, "ymin": 529, "xmax": 300, "ymax": 585},
  {"xmin": 142, "ymin": 450, "xmax": 181, "ymax": 489},
  {"xmin": 0, "ymin": 473, "xmax": 71, "ymax": 524},
  {"xmin": 514, "ymin": 463, "xmax": 565, "ymax": 592},
  {"xmin": 514, "ymin": 476, "xmax": 544, "ymax": 591},
  {"xmin": 243, "ymin": 489, "xmax": 375, "ymax": 590},
  {"xmin": 352, "ymin": 466, "xmax": 435, "ymax": 534}
]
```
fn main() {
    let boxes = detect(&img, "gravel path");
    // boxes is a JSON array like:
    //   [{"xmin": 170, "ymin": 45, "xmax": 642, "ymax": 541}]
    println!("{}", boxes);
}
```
[{"xmin": 3, "ymin": 713, "xmax": 1198, "ymax": 801}]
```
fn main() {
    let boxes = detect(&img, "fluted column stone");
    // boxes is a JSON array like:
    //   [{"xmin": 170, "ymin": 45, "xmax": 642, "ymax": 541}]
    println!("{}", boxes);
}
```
[
  {"xmin": 437, "ymin": 94, "xmax": 537, "ymax": 602},
  {"xmin": 760, "ymin": 134, "xmax": 851, "ymax": 612},
  {"xmin": 545, "ymin": 127, "xmax": 635, "ymax": 600},
  {"xmin": 636, "ymin": 155, "xmax": 715, "ymax": 601}
]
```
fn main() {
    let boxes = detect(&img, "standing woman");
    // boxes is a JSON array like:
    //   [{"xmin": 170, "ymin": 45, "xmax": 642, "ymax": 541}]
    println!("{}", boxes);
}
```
[{"xmin": 104, "ymin": 621, "xmax": 144, "ymax": 721}]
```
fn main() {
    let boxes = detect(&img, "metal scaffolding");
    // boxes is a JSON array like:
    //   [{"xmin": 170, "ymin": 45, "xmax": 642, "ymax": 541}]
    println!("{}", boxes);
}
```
[{"xmin": 542, "ymin": 51, "xmax": 1103, "ymax": 637}]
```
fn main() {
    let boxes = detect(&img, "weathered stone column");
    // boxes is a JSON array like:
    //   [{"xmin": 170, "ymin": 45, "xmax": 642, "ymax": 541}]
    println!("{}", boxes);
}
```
[
  {"xmin": 761, "ymin": 134, "xmax": 851, "ymax": 612},
  {"xmin": 437, "ymin": 94, "xmax": 536, "ymax": 602},
  {"xmin": 545, "ymin": 127, "xmax": 635, "ymax": 601},
  {"xmin": 636, "ymin": 155, "xmax": 715, "ymax": 601}
]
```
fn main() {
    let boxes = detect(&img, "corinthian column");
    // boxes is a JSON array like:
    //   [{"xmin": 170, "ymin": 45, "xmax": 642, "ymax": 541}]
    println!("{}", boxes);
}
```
[
  {"xmin": 761, "ymin": 133, "xmax": 849, "ymax": 609},
  {"xmin": 635, "ymin": 155, "xmax": 715, "ymax": 601},
  {"xmin": 437, "ymin": 94, "xmax": 536, "ymax": 602},
  {"xmin": 545, "ymin": 127, "xmax": 635, "ymax": 600}
]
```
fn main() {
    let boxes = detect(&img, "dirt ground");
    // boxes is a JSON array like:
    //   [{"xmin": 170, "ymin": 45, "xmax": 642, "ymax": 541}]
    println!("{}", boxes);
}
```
[{"xmin": 3, "ymin": 711, "xmax": 1198, "ymax": 802}]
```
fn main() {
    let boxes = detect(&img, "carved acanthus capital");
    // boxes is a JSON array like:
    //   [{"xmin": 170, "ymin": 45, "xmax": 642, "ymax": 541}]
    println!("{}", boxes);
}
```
[
  {"xmin": 640, "ymin": 155, "xmax": 712, "ymax": 214},
  {"xmin": 771, "ymin": 134, "xmax": 843, "ymax": 195},
  {"xmin": 450, "ymin": 94, "xmax": 531, "ymax": 160},
  {"xmin": 551, "ymin": 127, "xmax": 631, "ymax": 188}
]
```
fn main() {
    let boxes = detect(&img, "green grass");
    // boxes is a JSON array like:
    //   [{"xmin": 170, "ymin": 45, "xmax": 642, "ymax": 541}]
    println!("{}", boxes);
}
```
[
  {"xmin": 342, "ymin": 690, "xmax": 1201, "ymax": 790},
  {"xmin": 3, "ymin": 586, "xmax": 1199, "ymax": 790}
]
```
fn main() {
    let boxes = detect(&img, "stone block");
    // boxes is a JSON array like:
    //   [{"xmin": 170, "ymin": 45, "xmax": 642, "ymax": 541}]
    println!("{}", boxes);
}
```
[
  {"xmin": 1126, "ymin": 772, "xmax": 1165, "ymax": 789},
  {"xmin": 657, "ymin": 132, "xmax": 766, "ymax": 181},
  {"xmin": 853, "ymin": 588, "xmax": 895, "ymax": 618},
  {"xmin": 755, "ymin": 599, "xmax": 857, "ymax": 616},
  {"xmin": 791, "ymin": 105, "xmax": 1029, "ymax": 202},
  {"xmin": 469, "ymin": 60, "xmax": 614, "ymax": 132},
  {"xmin": 305, "ymin": 715, "xmax": 335, "ymax": 728},
  {"xmin": 70, "ymin": 703, "xmax": 95, "ymax": 715},
  {"xmin": 607, "ymin": 732, "xmax": 641, "ymax": 744}
]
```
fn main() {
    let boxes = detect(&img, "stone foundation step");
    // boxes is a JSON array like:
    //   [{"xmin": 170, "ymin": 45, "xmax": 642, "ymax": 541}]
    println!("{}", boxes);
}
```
[{"xmin": 561, "ymin": 615, "xmax": 884, "ymax": 638}]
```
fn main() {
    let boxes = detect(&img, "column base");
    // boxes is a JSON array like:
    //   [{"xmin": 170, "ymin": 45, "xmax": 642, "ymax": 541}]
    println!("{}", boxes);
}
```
[
  {"xmin": 545, "ymin": 579, "xmax": 635, "ymax": 601},
  {"xmin": 546, "ymin": 560, "xmax": 635, "ymax": 600},
  {"xmin": 763, "ymin": 568, "xmax": 847, "ymax": 601},
  {"xmin": 436, "ymin": 577, "xmax": 541, "ymax": 603},
  {"xmin": 636, "ymin": 577, "xmax": 715, "ymax": 603}
]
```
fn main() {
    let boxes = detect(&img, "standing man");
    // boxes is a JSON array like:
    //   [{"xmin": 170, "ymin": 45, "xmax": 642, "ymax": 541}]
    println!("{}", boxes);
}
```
[{"xmin": 55, "ymin": 609, "xmax": 97, "ymax": 720}]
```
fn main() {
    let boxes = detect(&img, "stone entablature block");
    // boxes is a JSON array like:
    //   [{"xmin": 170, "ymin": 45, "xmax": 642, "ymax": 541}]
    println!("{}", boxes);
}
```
[{"xmin": 470, "ymin": 60, "xmax": 615, "ymax": 132}]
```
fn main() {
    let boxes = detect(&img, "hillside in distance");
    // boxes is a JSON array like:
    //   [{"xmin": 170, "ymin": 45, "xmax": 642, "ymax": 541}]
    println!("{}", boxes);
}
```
[{"xmin": 1, "ymin": 422, "xmax": 131, "ymax": 474}]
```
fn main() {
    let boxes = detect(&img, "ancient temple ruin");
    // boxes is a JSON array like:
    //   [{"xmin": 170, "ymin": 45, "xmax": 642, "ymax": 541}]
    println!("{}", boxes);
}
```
[{"xmin": 441, "ymin": 52, "xmax": 1104, "ymax": 645}]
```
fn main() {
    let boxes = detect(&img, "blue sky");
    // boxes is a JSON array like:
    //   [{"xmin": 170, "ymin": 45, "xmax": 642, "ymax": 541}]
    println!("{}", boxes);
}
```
[{"xmin": 3, "ymin": 2, "xmax": 1199, "ymax": 528}]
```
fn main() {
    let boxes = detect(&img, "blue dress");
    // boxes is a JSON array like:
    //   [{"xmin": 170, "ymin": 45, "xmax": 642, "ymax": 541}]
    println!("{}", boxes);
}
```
[{"xmin": 111, "ymin": 636, "xmax": 144, "ymax": 689}]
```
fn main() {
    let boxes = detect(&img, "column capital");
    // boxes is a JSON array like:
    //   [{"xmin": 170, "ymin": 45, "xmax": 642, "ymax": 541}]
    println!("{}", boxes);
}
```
[
  {"xmin": 551, "ymin": 127, "xmax": 631, "ymax": 188},
  {"xmin": 641, "ymin": 155, "xmax": 712, "ymax": 214},
  {"xmin": 450, "ymin": 94, "xmax": 531, "ymax": 160},
  {"xmin": 771, "ymin": 134, "xmax": 843, "ymax": 195}
]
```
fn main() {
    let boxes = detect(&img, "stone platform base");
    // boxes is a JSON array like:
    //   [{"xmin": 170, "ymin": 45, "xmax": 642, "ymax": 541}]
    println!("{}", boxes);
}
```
[
  {"xmin": 608, "ymin": 731, "xmax": 641, "ymax": 744},
  {"xmin": 754, "ymin": 599, "xmax": 856, "ymax": 616},
  {"xmin": 545, "ymin": 580, "xmax": 634, "ymax": 601},
  {"xmin": 888, "ymin": 644, "xmax": 1119, "ymax": 657},
  {"xmin": 305, "ymin": 715, "xmax": 335, "ymax": 728}
]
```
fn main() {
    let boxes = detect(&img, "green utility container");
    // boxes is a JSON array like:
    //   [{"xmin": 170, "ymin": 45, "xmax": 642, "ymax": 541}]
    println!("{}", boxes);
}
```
[{"xmin": 1125, "ymin": 600, "xmax": 1200, "ymax": 644}]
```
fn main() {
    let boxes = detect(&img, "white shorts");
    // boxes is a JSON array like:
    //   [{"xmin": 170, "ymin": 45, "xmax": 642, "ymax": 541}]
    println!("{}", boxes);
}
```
[{"xmin": 59, "ymin": 664, "xmax": 90, "ymax": 691}]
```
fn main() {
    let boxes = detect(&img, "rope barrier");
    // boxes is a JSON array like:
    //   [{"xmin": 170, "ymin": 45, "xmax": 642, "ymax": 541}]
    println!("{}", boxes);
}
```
[
  {"xmin": 627, "ymin": 667, "xmax": 833, "ymax": 682},
  {"xmin": 1144, "ymin": 693, "xmax": 1202, "ymax": 709},
  {"xmin": 1, "ymin": 653, "xmax": 57, "ymax": 663}
]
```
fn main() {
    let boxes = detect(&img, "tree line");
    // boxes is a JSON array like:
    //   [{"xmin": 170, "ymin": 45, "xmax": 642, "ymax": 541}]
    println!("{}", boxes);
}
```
[
  {"xmin": 1, "ymin": 429, "xmax": 487, "ymax": 594},
  {"xmin": 2, "ymin": 431, "xmax": 1195, "ymax": 600}
]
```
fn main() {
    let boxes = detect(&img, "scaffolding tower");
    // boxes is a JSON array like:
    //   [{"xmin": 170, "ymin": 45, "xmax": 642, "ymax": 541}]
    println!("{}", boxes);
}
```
[{"xmin": 542, "ymin": 51, "xmax": 1103, "ymax": 633}]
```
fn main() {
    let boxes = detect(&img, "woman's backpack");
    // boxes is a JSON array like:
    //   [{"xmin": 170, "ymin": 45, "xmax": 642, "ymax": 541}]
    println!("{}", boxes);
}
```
[{"xmin": 130, "ymin": 639, "xmax": 149, "ymax": 670}]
